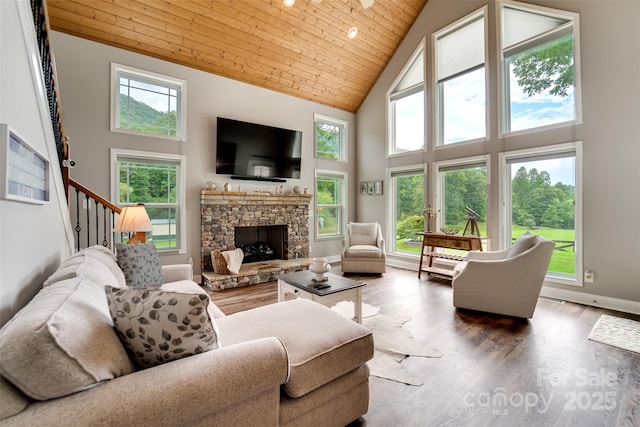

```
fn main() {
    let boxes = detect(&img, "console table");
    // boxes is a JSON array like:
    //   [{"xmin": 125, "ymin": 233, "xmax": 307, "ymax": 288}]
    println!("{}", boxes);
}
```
[{"xmin": 417, "ymin": 232, "xmax": 486, "ymax": 279}]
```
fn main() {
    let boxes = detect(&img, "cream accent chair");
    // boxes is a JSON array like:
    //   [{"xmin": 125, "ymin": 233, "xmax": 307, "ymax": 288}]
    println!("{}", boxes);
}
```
[
  {"xmin": 451, "ymin": 233, "xmax": 555, "ymax": 318},
  {"xmin": 341, "ymin": 222, "xmax": 386, "ymax": 274}
]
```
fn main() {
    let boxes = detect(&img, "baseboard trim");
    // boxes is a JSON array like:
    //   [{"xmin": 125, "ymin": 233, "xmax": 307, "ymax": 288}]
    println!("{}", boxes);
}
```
[{"xmin": 540, "ymin": 286, "xmax": 640, "ymax": 315}]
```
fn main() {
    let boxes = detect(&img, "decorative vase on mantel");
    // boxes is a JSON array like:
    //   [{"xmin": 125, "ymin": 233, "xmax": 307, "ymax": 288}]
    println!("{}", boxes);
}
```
[{"xmin": 309, "ymin": 257, "xmax": 331, "ymax": 281}]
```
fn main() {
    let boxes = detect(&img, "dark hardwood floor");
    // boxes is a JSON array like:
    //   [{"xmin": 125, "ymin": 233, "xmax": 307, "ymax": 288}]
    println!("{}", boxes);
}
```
[{"xmin": 207, "ymin": 266, "xmax": 640, "ymax": 427}]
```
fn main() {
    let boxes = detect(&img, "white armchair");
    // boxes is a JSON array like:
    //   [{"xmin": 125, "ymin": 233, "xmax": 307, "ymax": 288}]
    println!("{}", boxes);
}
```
[
  {"xmin": 451, "ymin": 233, "xmax": 555, "ymax": 318},
  {"xmin": 341, "ymin": 222, "xmax": 386, "ymax": 274}
]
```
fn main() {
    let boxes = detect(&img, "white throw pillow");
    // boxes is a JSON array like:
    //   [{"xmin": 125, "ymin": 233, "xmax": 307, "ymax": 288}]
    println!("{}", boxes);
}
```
[
  {"xmin": 507, "ymin": 232, "xmax": 537, "ymax": 258},
  {"xmin": 222, "ymin": 248, "xmax": 244, "ymax": 274},
  {"xmin": 349, "ymin": 223, "xmax": 378, "ymax": 246},
  {"xmin": 105, "ymin": 286, "xmax": 221, "ymax": 369}
]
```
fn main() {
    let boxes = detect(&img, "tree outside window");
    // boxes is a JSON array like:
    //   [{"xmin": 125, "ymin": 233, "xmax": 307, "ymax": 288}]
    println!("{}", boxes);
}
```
[
  {"xmin": 501, "ymin": 4, "xmax": 579, "ymax": 134},
  {"xmin": 507, "ymin": 156, "xmax": 576, "ymax": 276}
]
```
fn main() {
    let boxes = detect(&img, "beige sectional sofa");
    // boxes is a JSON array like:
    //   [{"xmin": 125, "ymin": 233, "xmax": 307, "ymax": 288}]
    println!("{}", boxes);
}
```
[{"xmin": 0, "ymin": 246, "xmax": 373, "ymax": 426}]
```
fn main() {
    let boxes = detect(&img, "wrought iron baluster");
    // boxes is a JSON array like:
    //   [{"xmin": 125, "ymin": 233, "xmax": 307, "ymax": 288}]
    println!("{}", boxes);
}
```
[{"xmin": 74, "ymin": 188, "xmax": 81, "ymax": 251}]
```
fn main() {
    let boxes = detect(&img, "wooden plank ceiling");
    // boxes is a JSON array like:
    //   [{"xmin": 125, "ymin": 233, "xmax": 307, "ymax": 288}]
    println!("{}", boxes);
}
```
[{"xmin": 46, "ymin": 0, "xmax": 428, "ymax": 113}]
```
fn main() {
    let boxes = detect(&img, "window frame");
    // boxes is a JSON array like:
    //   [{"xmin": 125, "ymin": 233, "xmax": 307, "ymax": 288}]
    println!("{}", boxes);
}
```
[
  {"xmin": 387, "ymin": 164, "xmax": 427, "ymax": 257},
  {"xmin": 387, "ymin": 40, "xmax": 426, "ymax": 156},
  {"xmin": 314, "ymin": 113, "xmax": 348, "ymax": 162},
  {"xmin": 498, "ymin": 141, "xmax": 583, "ymax": 286},
  {"xmin": 433, "ymin": 7, "xmax": 489, "ymax": 148},
  {"xmin": 314, "ymin": 169, "xmax": 347, "ymax": 241},
  {"xmin": 497, "ymin": 0, "xmax": 582, "ymax": 138},
  {"xmin": 110, "ymin": 63, "xmax": 187, "ymax": 141},
  {"xmin": 110, "ymin": 148, "xmax": 187, "ymax": 254}
]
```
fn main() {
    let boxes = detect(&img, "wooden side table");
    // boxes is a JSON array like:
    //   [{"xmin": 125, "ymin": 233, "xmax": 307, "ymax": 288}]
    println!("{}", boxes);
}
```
[{"xmin": 417, "ymin": 232, "xmax": 486, "ymax": 279}]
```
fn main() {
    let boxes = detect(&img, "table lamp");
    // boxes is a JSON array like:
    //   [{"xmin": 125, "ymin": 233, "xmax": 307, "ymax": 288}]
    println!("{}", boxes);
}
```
[{"xmin": 114, "ymin": 203, "xmax": 153, "ymax": 243}]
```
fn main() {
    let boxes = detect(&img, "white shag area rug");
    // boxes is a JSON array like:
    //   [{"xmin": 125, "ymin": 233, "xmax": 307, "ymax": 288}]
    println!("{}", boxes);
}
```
[
  {"xmin": 332, "ymin": 302, "xmax": 442, "ymax": 385},
  {"xmin": 588, "ymin": 314, "xmax": 640, "ymax": 354}
]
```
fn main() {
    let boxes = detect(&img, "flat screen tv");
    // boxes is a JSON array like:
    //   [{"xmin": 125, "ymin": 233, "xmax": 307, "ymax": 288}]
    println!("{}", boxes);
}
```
[{"xmin": 216, "ymin": 117, "xmax": 302, "ymax": 182}]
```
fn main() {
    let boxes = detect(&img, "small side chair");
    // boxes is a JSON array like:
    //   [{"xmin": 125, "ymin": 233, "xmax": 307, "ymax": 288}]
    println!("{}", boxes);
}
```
[{"xmin": 341, "ymin": 222, "xmax": 386, "ymax": 274}]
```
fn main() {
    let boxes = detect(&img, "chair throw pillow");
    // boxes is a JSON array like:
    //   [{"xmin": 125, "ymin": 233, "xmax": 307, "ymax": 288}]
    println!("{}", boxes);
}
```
[
  {"xmin": 116, "ymin": 242, "xmax": 163, "ymax": 288},
  {"xmin": 105, "ymin": 286, "xmax": 221, "ymax": 369},
  {"xmin": 221, "ymin": 248, "xmax": 244, "ymax": 274},
  {"xmin": 507, "ymin": 232, "xmax": 537, "ymax": 259},
  {"xmin": 349, "ymin": 223, "xmax": 378, "ymax": 246}
]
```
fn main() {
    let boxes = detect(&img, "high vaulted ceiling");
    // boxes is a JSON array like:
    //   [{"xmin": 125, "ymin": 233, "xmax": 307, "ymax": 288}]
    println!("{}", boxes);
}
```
[{"xmin": 46, "ymin": 0, "xmax": 428, "ymax": 113}]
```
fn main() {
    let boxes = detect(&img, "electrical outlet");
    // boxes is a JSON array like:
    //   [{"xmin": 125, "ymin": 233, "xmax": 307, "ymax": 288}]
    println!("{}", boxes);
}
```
[{"xmin": 584, "ymin": 270, "xmax": 594, "ymax": 283}]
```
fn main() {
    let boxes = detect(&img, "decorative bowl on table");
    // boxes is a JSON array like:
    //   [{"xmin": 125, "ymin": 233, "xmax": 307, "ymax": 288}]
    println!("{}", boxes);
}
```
[{"xmin": 440, "ymin": 227, "xmax": 459, "ymax": 235}]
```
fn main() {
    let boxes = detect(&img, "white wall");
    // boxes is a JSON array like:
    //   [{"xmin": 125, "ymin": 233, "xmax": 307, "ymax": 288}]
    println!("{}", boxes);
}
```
[
  {"xmin": 357, "ymin": 0, "xmax": 640, "ymax": 306},
  {"xmin": 50, "ymin": 31, "xmax": 357, "ymax": 275},
  {"xmin": 0, "ymin": 0, "xmax": 75, "ymax": 327}
]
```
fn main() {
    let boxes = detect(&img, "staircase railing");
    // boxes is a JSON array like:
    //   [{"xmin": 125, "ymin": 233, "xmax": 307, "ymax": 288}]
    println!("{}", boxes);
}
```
[
  {"xmin": 69, "ymin": 179, "xmax": 121, "ymax": 252},
  {"xmin": 31, "ymin": 0, "xmax": 70, "ymax": 198}
]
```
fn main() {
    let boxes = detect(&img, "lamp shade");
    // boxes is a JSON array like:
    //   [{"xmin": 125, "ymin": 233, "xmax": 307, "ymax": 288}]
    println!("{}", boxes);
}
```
[{"xmin": 114, "ymin": 204, "xmax": 153, "ymax": 233}]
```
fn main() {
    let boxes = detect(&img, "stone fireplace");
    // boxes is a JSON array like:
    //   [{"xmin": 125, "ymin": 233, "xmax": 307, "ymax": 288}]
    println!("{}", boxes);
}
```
[{"xmin": 200, "ymin": 190, "xmax": 312, "ymax": 290}]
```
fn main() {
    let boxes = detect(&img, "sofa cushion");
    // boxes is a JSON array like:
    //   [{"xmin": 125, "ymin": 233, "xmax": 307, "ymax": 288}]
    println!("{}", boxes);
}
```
[
  {"xmin": 344, "ymin": 245, "xmax": 382, "ymax": 258},
  {"xmin": 507, "ymin": 232, "xmax": 537, "ymax": 259},
  {"xmin": 0, "ymin": 278, "xmax": 134, "ymax": 400},
  {"xmin": 105, "ymin": 286, "xmax": 221, "ymax": 369},
  {"xmin": 216, "ymin": 299, "xmax": 373, "ymax": 398},
  {"xmin": 43, "ymin": 247, "xmax": 125, "ymax": 289},
  {"xmin": 349, "ymin": 223, "xmax": 378, "ymax": 246},
  {"xmin": 0, "ymin": 377, "xmax": 29, "ymax": 419},
  {"xmin": 116, "ymin": 242, "xmax": 163, "ymax": 288}
]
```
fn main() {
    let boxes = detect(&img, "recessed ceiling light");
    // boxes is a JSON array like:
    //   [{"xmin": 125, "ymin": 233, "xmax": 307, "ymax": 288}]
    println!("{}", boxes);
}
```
[
  {"xmin": 283, "ymin": 0, "xmax": 295, "ymax": 7},
  {"xmin": 348, "ymin": 27, "xmax": 358, "ymax": 39}
]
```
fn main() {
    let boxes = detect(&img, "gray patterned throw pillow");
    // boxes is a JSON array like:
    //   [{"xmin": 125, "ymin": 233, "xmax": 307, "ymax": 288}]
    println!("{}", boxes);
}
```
[
  {"xmin": 105, "ymin": 286, "xmax": 221, "ymax": 369},
  {"xmin": 116, "ymin": 243, "xmax": 163, "ymax": 288}
]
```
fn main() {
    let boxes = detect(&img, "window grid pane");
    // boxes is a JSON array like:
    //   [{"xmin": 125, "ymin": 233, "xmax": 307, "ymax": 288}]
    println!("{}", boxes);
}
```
[
  {"xmin": 509, "ymin": 156, "xmax": 576, "ymax": 277},
  {"xmin": 393, "ymin": 91, "xmax": 424, "ymax": 153},
  {"xmin": 506, "ymin": 32, "xmax": 575, "ymax": 133},
  {"xmin": 117, "ymin": 159, "xmax": 179, "ymax": 250},
  {"xmin": 316, "ymin": 119, "xmax": 345, "ymax": 160},
  {"xmin": 115, "ymin": 69, "xmax": 182, "ymax": 138},
  {"xmin": 316, "ymin": 175, "xmax": 343, "ymax": 238}
]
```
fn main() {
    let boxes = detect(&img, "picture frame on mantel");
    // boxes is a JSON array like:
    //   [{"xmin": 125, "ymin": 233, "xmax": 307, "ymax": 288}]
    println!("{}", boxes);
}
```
[{"xmin": 0, "ymin": 123, "xmax": 50, "ymax": 204}]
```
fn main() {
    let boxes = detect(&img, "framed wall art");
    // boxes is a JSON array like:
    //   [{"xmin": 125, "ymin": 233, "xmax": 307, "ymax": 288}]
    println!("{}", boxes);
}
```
[
  {"xmin": 374, "ymin": 180, "xmax": 383, "ymax": 195},
  {"xmin": 0, "ymin": 123, "xmax": 50, "ymax": 204}
]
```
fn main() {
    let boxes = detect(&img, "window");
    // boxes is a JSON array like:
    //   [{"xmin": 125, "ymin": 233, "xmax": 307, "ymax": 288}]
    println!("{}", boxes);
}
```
[
  {"xmin": 434, "ymin": 9, "xmax": 486, "ymax": 146},
  {"xmin": 111, "ymin": 149, "xmax": 187, "ymax": 253},
  {"xmin": 500, "ymin": 142, "xmax": 581, "ymax": 284},
  {"xmin": 389, "ymin": 168, "xmax": 425, "ymax": 254},
  {"xmin": 111, "ymin": 63, "xmax": 186, "ymax": 140},
  {"xmin": 435, "ymin": 158, "xmax": 488, "ymax": 253},
  {"xmin": 500, "ymin": 2, "xmax": 580, "ymax": 134},
  {"xmin": 315, "ymin": 171, "xmax": 346, "ymax": 239},
  {"xmin": 315, "ymin": 114, "xmax": 347, "ymax": 161},
  {"xmin": 388, "ymin": 44, "xmax": 424, "ymax": 155}
]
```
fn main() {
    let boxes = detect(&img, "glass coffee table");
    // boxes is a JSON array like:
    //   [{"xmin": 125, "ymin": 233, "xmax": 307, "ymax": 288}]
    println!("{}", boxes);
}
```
[{"xmin": 277, "ymin": 271, "xmax": 366, "ymax": 323}]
